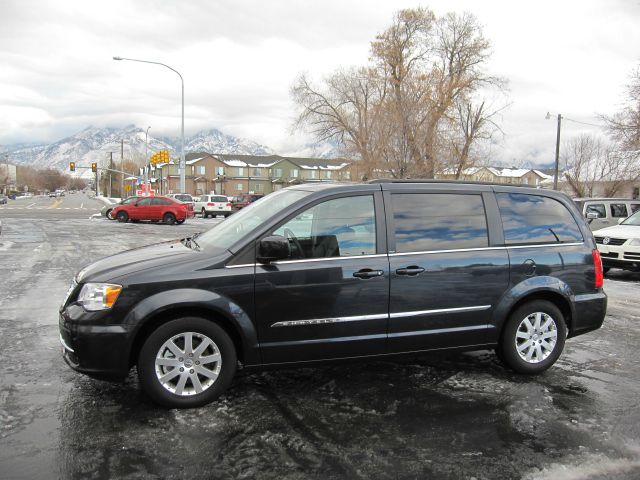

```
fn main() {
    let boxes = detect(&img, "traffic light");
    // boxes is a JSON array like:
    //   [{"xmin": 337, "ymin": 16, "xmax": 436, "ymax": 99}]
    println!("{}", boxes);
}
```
[
  {"xmin": 69, "ymin": 162, "xmax": 75, "ymax": 172},
  {"xmin": 91, "ymin": 162, "xmax": 97, "ymax": 173}
]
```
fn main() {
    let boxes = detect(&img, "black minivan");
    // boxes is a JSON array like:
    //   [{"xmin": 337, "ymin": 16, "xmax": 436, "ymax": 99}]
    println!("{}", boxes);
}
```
[{"xmin": 59, "ymin": 181, "xmax": 607, "ymax": 408}]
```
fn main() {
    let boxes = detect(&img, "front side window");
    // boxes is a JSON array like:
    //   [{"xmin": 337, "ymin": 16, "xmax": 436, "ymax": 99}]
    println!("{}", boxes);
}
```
[
  {"xmin": 497, "ymin": 193, "xmax": 583, "ymax": 245},
  {"xmin": 392, "ymin": 193, "xmax": 488, "ymax": 252},
  {"xmin": 631, "ymin": 203, "xmax": 640, "ymax": 213},
  {"xmin": 610, "ymin": 204, "xmax": 628, "ymax": 218},
  {"xmin": 585, "ymin": 203, "xmax": 606, "ymax": 218},
  {"xmin": 273, "ymin": 195, "xmax": 376, "ymax": 259},
  {"xmin": 137, "ymin": 198, "xmax": 153, "ymax": 206}
]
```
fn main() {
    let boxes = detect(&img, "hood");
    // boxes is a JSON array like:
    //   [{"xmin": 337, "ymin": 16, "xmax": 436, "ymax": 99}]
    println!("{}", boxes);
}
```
[
  {"xmin": 592, "ymin": 224, "xmax": 640, "ymax": 239},
  {"xmin": 77, "ymin": 239, "xmax": 198, "ymax": 283}
]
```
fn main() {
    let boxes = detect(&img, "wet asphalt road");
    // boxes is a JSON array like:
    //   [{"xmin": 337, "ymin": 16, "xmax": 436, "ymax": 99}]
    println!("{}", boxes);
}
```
[{"xmin": 1, "ymin": 204, "xmax": 640, "ymax": 479}]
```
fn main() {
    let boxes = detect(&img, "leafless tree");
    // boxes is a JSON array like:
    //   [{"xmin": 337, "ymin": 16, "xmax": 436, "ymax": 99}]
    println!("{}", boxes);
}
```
[
  {"xmin": 562, "ymin": 134, "xmax": 640, "ymax": 197},
  {"xmin": 602, "ymin": 66, "xmax": 640, "ymax": 152},
  {"xmin": 291, "ymin": 7, "xmax": 506, "ymax": 179}
]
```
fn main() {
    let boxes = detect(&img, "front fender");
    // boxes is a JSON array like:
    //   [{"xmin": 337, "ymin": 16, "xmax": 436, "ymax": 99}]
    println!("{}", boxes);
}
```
[
  {"xmin": 123, "ymin": 288, "xmax": 260, "ymax": 365},
  {"xmin": 491, "ymin": 276, "xmax": 576, "ymax": 338}
]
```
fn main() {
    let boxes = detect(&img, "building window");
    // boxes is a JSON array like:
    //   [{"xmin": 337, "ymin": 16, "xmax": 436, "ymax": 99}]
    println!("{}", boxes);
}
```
[
  {"xmin": 216, "ymin": 166, "xmax": 224, "ymax": 176},
  {"xmin": 255, "ymin": 183, "xmax": 264, "ymax": 192},
  {"xmin": 197, "ymin": 166, "xmax": 205, "ymax": 175},
  {"xmin": 236, "ymin": 183, "xmax": 243, "ymax": 191},
  {"xmin": 273, "ymin": 168, "xmax": 283, "ymax": 178},
  {"xmin": 309, "ymin": 170, "xmax": 317, "ymax": 179},
  {"xmin": 237, "ymin": 167, "xmax": 245, "ymax": 176},
  {"xmin": 291, "ymin": 169, "xmax": 299, "ymax": 178},
  {"xmin": 252, "ymin": 168, "xmax": 261, "ymax": 177},
  {"xmin": 325, "ymin": 171, "xmax": 332, "ymax": 179}
]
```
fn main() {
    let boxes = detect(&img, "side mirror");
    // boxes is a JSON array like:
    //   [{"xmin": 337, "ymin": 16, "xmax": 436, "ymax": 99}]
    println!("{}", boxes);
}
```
[
  {"xmin": 586, "ymin": 212, "xmax": 599, "ymax": 220},
  {"xmin": 257, "ymin": 235, "xmax": 290, "ymax": 264}
]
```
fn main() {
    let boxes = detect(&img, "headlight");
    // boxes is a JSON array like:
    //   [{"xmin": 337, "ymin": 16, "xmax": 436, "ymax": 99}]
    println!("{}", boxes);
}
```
[
  {"xmin": 78, "ymin": 283, "xmax": 122, "ymax": 311},
  {"xmin": 628, "ymin": 238, "xmax": 640, "ymax": 246}
]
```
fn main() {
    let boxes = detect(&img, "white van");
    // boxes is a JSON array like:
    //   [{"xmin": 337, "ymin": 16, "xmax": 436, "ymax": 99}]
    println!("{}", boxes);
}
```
[{"xmin": 573, "ymin": 198, "xmax": 640, "ymax": 230}]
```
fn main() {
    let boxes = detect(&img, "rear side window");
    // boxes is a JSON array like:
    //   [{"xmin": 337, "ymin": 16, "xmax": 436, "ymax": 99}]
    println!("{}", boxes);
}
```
[
  {"xmin": 610, "ymin": 204, "xmax": 628, "ymax": 218},
  {"xmin": 138, "ymin": 198, "xmax": 152, "ymax": 206},
  {"xmin": 152, "ymin": 198, "xmax": 172, "ymax": 206},
  {"xmin": 392, "ymin": 193, "xmax": 488, "ymax": 252},
  {"xmin": 496, "ymin": 193, "xmax": 583, "ymax": 245},
  {"xmin": 585, "ymin": 203, "xmax": 605, "ymax": 218}
]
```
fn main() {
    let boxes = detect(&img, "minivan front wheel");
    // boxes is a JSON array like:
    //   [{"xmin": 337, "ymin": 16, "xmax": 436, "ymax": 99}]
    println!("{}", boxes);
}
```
[
  {"xmin": 499, "ymin": 300, "xmax": 566, "ymax": 374},
  {"xmin": 138, "ymin": 318, "xmax": 237, "ymax": 408}
]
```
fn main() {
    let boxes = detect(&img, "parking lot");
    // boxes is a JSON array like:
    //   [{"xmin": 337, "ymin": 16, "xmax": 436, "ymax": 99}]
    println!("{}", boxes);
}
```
[{"xmin": 1, "ymin": 208, "xmax": 639, "ymax": 479}]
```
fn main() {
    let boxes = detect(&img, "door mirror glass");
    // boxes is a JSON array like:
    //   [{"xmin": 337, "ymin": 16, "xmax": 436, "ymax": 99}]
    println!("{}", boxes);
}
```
[
  {"xmin": 257, "ymin": 235, "xmax": 291, "ymax": 263},
  {"xmin": 586, "ymin": 211, "xmax": 599, "ymax": 219}
]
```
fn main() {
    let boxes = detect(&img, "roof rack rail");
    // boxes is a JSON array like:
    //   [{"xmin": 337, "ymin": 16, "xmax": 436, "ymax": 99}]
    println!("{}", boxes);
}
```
[{"xmin": 367, "ymin": 179, "xmax": 529, "ymax": 187}]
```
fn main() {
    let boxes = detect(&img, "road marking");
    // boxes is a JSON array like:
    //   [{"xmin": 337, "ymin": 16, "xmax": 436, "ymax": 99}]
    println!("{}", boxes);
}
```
[
  {"xmin": 26, "ymin": 202, "xmax": 36, "ymax": 208},
  {"xmin": 80, "ymin": 202, "xmax": 84, "ymax": 209}
]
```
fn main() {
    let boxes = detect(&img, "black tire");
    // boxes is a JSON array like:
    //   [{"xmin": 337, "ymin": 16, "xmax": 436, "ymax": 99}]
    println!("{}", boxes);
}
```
[
  {"xmin": 176, "ymin": 219, "xmax": 185, "ymax": 224},
  {"xmin": 163, "ymin": 212, "xmax": 176, "ymax": 225},
  {"xmin": 499, "ymin": 300, "xmax": 566, "ymax": 374},
  {"xmin": 116, "ymin": 211, "xmax": 128, "ymax": 223},
  {"xmin": 106, "ymin": 209, "xmax": 114, "ymax": 220},
  {"xmin": 137, "ymin": 317, "xmax": 237, "ymax": 408},
  {"xmin": 602, "ymin": 267, "xmax": 610, "ymax": 274}
]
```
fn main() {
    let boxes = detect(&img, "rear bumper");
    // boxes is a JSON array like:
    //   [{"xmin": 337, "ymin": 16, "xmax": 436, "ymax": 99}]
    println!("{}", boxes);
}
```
[{"xmin": 570, "ymin": 291, "xmax": 607, "ymax": 338}]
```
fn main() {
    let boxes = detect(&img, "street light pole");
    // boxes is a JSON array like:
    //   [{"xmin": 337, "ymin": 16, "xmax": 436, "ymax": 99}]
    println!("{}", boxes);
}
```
[
  {"xmin": 113, "ymin": 56, "xmax": 185, "ymax": 193},
  {"xmin": 546, "ymin": 112, "xmax": 563, "ymax": 190},
  {"xmin": 145, "ymin": 126, "xmax": 150, "ymax": 196}
]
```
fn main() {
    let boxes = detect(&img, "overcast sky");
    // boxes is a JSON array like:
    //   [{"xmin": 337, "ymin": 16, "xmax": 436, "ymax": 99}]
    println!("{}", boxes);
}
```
[{"xmin": 1, "ymin": 0, "xmax": 639, "ymax": 166}]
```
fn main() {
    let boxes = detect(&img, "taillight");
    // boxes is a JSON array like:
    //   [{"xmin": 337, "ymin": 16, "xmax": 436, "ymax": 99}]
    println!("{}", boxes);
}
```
[
  {"xmin": 592, "ymin": 249, "xmax": 603, "ymax": 288},
  {"xmin": 226, "ymin": 202, "xmax": 232, "ymax": 206},
  {"xmin": 207, "ymin": 202, "xmax": 214, "ymax": 206}
]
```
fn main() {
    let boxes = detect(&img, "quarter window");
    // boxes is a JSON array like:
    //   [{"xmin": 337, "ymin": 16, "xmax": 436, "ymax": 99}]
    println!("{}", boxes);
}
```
[
  {"xmin": 631, "ymin": 204, "xmax": 640, "ymax": 214},
  {"xmin": 610, "ymin": 204, "xmax": 628, "ymax": 218},
  {"xmin": 392, "ymin": 194, "xmax": 488, "ymax": 252},
  {"xmin": 273, "ymin": 195, "xmax": 376, "ymax": 258},
  {"xmin": 497, "ymin": 193, "xmax": 583, "ymax": 245}
]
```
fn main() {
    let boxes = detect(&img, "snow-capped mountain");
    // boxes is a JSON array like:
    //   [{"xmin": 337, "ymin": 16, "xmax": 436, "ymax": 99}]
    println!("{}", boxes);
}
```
[{"xmin": 2, "ymin": 125, "xmax": 275, "ymax": 175}]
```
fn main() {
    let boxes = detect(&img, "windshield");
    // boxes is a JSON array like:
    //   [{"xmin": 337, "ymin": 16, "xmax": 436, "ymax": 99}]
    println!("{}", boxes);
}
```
[
  {"xmin": 621, "ymin": 210, "xmax": 640, "ymax": 226},
  {"xmin": 195, "ymin": 189, "xmax": 312, "ymax": 254},
  {"xmin": 174, "ymin": 194, "xmax": 192, "ymax": 202}
]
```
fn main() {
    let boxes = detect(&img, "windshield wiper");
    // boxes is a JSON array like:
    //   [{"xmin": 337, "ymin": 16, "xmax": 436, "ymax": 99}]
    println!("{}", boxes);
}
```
[{"xmin": 182, "ymin": 232, "xmax": 202, "ymax": 251}]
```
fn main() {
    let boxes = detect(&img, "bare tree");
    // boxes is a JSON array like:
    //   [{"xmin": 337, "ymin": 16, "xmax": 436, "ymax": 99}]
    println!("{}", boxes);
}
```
[
  {"xmin": 603, "ymin": 66, "xmax": 640, "ymax": 152},
  {"xmin": 291, "ymin": 7, "xmax": 506, "ymax": 179},
  {"xmin": 562, "ymin": 134, "xmax": 640, "ymax": 197}
]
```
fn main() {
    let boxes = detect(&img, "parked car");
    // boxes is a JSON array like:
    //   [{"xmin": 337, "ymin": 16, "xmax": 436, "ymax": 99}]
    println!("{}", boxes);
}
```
[
  {"xmin": 48, "ymin": 192, "xmax": 57, "ymax": 198},
  {"xmin": 0, "ymin": 195, "xmax": 7, "ymax": 204},
  {"xmin": 102, "ymin": 196, "xmax": 140, "ymax": 220},
  {"xmin": 573, "ymin": 198, "xmax": 640, "ymax": 231},
  {"xmin": 60, "ymin": 181, "xmax": 606, "ymax": 408},
  {"xmin": 111, "ymin": 196, "xmax": 194, "ymax": 225},
  {"xmin": 166, "ymin": 193, "xmax": 195, "ymax": 209},
  {"xmin": 231, "ymin": 193, "xmax": 264, "ymax": 210},
  {"xmin": 593, "ymin": 208, "xmax": 640, "ymax": 272},
  {"xmin": 194, "ymin": 194, "xmax": 232, "ymax": 218}
]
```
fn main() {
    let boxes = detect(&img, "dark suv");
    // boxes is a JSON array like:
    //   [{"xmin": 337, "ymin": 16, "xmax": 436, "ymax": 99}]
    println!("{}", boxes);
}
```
[{"xmin": 59, "ymin": 181, "xmax": 607, "ymax": 408}]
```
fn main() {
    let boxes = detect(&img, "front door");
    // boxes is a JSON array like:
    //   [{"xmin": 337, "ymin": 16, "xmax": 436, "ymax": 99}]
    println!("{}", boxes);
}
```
[
  {"xmin": 385, "ymin": 189, "xmax": 509, "ymax": 353},
  {"xmin": 254, "ymin": 192, "xmax": 389, "ymax": 364}
]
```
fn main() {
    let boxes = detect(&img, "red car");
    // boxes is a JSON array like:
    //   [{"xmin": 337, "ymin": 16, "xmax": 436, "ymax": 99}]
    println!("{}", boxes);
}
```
[{"xmin": 112, "ymin": 196, "xmax": 194, "ymax": 225}]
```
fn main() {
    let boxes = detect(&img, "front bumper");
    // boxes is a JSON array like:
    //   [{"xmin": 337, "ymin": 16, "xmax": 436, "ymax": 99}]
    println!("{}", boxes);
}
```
[
  {"xmin": 598, "ymin": 243, "xmax": 640, "ymax": 271},
  {"xmin": 59, "ymin": 304, "xmax": 132, "ymax": 380}
]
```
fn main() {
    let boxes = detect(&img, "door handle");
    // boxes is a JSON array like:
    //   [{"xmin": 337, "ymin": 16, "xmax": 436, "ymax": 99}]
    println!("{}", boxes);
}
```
[
  {"xmin": 395, "ymin": 266, "xmax": 425, "ymax": 276},
  {"xmin": 353, "ymin": 269, "xmax": 384, "ymax": 279}
]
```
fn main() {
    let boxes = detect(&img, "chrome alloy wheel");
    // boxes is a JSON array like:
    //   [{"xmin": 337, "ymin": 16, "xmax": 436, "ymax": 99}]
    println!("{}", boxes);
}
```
[
  {"xmin": 515, "ymin": 312, "xmax": 558, "ymax": 364},
  {"xmin": 154, "ymin": 332, "xmax": 222, "ymax": 396}
]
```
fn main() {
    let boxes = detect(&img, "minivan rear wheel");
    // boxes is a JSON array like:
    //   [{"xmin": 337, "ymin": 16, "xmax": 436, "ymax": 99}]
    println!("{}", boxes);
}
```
[
  {"xmin": 137, "ymin": 318, "xmax": 237, "ymax": 408},
  {"xmin": 499, "ymin": 300, "xmax": 566, "ymax": 374}
]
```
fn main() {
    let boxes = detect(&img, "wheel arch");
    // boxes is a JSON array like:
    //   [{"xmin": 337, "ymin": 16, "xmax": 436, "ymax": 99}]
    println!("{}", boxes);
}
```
[
  {"xmin": 123, "ymin": 289, "xmax": 260, "ymax": 369},
  {"xmin": 492, "ymin": 278, "xmax": 576, "ymax": 343}
]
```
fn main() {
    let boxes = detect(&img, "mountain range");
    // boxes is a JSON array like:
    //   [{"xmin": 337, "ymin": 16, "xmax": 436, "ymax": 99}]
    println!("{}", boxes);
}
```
[{"xmin": 0, "ymin": 126, "xmax": 340, "ymax": 175}]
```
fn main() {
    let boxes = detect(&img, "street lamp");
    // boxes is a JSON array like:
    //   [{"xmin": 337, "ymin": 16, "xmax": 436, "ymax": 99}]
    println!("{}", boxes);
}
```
[
  {"xmin": 145, "ymin": 126, "xmax": 151, "ymax": 195},
  {"xmin": 113, "ymin": 56, "xmax": 186, "ymax": 193},
  {"xmin": 546, "ymin": 112, "xmax": 562, "ymax": 190}
]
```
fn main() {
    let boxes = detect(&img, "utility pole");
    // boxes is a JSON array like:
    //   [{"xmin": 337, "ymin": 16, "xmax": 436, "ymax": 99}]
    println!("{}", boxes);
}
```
[
  {"xmin": 553, "ymin": 114, "xmax": 562, "ymax": 190},
  {"xmin": 108, "ymin": 152, "xmax": 114, "ymax": 197},
  {"xmin": 120, "ymin": 140, "xmax": 125, "ymax": 199}
]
